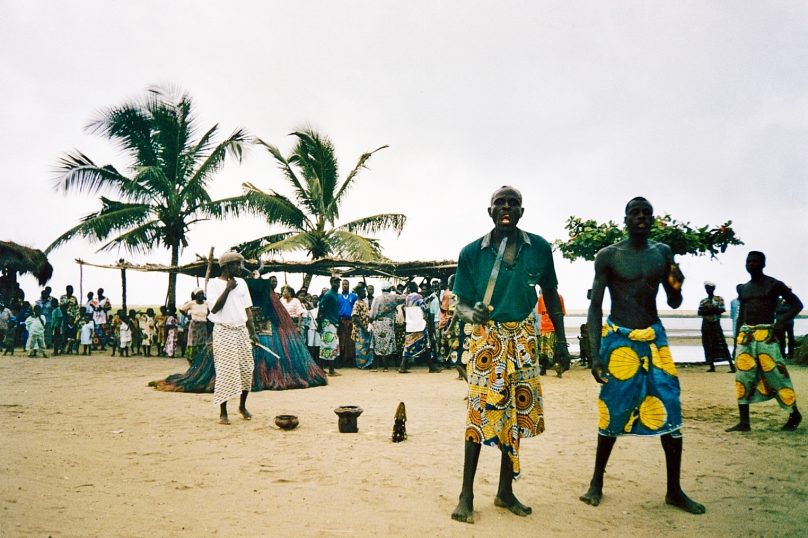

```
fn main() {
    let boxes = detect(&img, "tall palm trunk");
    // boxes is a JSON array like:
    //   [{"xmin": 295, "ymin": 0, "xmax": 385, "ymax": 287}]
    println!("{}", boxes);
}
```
[
  {"xmin": 120, "ymin": 266, "xmax": 127, "ymax": 312},
  {"xmin": 166, "ymin": 243, "xmax": 180, "ymax": 309}
]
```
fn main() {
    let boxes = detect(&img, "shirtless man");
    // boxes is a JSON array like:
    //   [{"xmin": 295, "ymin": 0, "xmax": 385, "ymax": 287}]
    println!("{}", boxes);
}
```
[
  {"xmin": 579, "ymin": 197, "xmax": 705, "ymax": 514},
  {"xmin": 726, "ymin": 251, "xmax": 802, "ymax": 432}
]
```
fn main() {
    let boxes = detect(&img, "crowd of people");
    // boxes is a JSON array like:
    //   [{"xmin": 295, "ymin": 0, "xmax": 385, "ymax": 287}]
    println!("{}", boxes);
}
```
[
  {"xmin": 0, "ymin": 285, "xmax": 211, "ymax": 360},
  {"xmin": 271, "ymin": 275, "xmax": 570, "ymax": 379}
]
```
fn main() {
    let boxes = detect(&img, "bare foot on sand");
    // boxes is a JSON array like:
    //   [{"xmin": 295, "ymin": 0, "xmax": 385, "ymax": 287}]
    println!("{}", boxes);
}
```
[
  {"xmin": 238, "ymin": 407, "xmax": 252, "ymax": 420},
  {"xmin": 451, "ymin": 494, "xmax": 474, "ymax": 524},
  {"xmin": 665, "ymin": 491, "xmax": 706, "ymax": 514},
  {"xmin": 579, "ymin": 480, "xmax": 603, "ymax": 506},
  {"xmin": 219, "ymin": 415, "xmax": 231, "ymax": 425},
  {"xmin": 494, "ymin": 493, "xmax": 532, "ymax": 516}
]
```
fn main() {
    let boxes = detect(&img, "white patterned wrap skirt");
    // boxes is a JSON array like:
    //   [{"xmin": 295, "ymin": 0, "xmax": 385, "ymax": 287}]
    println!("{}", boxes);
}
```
[{"xmin": 212, "ymin": 323, "xmax": 254, "ymax": 405}]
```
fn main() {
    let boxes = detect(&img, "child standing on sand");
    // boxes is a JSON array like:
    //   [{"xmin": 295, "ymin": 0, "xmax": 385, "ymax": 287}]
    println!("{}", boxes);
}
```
[
  {"xmin": 118, "ymin": 312, "xmax": 132, "ymax": 357},
  {"xmin": 80, "ymin": 315, "xmax": 95, "ymax": 355}
]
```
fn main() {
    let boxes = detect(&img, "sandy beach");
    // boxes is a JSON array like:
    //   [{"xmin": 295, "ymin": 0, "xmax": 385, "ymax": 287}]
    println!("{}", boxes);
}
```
[{"xmin": 2, "ymin": 355, "xmax": 807, "ymax": 537}]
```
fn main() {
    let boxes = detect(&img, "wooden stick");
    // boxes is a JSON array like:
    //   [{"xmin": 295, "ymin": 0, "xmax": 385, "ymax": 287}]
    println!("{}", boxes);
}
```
[{"xmin": 203, "ymin": 247, "xmax": 215, "ymax": 293}]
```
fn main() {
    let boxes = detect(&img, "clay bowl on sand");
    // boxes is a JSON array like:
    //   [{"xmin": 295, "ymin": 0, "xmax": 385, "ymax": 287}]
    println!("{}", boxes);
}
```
[{"xmin": 274, "ymin": 414, "xmax": 299, "ymax": 430}]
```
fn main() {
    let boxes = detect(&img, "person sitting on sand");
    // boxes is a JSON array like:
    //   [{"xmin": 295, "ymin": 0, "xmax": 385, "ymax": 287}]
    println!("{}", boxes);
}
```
[
  {"xmin": 579, "ymin": 197, "xmax": 705, "ymax": 515},
  {"xmin": 451, "ymin": 186, "xmax": 569, "ymax": 524},
  {"xmin": 726, "ymin": 251, "xmax": 802, "ymax": 432},
  {"xmin": 207, "ymin": 251, "xmax": 259, "ymax": 425}
]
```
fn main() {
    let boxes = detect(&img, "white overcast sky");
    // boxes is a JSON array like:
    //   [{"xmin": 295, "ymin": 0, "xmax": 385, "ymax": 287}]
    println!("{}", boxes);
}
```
[{"xmin": 2, "ymin": 1, "xmax": 806, "ymax": 310}]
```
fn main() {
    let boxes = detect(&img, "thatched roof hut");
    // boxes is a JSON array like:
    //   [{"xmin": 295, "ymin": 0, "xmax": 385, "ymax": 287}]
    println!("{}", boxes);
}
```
[{"xmin": 0, "ymin": 241, "xmax": 53, "ymax": 285}]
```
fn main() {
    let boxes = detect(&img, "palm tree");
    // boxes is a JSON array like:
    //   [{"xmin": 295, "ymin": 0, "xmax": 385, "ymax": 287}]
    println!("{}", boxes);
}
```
[
  {"xmin": 232, "ymin": 129, "xmax": 405, "ymax": 289},
  {"xmin": 47, "ymin": 87, "xmax": 249, "ymax": 308}
]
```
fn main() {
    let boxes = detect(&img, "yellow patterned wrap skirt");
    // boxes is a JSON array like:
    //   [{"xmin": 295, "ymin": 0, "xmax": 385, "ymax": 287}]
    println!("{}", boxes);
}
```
[{"xmin": 465, "ymin": 313, "xmax": 543, "ymax": 480}]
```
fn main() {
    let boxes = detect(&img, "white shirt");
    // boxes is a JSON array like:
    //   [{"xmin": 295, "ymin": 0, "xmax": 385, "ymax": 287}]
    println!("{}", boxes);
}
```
[{"xmin": 207, "ymin": 277, "xmax": 253, "ymax": 325}]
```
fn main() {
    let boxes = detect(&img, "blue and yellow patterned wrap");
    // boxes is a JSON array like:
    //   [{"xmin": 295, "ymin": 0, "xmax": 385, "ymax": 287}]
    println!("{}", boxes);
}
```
[
  {"xmin": 734, "ymin": 324, "xmax": 796, "ymax": 409},
  {"xmin": 597, "ymin": 319, "xmax": 682, "ymax": 437}
]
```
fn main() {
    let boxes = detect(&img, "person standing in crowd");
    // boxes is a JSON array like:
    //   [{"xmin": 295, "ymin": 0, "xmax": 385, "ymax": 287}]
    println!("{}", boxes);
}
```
[
  {"xmin": 370, "ymin": 282, "xmax": 403, "ymax": 371},
  {"xmin": 118, "ymin": 311, "xmax": 132, "ymax": 357},
  {"xmin": 318, "ymin": 276, "xmax": 342, "ymax": 376},
  {"xmin": 280, "ymin": 286, "xmax": 306, "ymax": 332},
  {"xmin": 36, "ymin": 287, "xmax": 55, "ymax": 348},
  {"xmin": 0, "ymin": 301, "xmax": 12, "ymax": 351},
  {"xmin": 337, "ymin": 279, "xmax": 358, "ymax": 367},
  {"xmin": 727, "ymin": 251, "xmax": 803, "ymax": 432},
  {"xmin": 59, "ymin": 285, "xmax": 80, "ymax": 355},
  {"xmin": 180, "ymin": 289, "xmax": 210, "ymax": 361},
  {"xmin": 537, "ymin": 289, "xmax": 566, "ymax": 376},
  {"xmin": 775, "ymin": 295, "xmax": 797, "ymax": 360},
  {"xmin": 400, "ymin": 281, "xmax": 427, "ymax": 373},
  {"xmin": 25, "ymin": 305, "xmax": 48, "ymax": 358},
  {"xmin": 50, "ymin": 298, "xmax": 63, "ymax": 355},
  {"xmin": 698, "ymin": 281, "xmax": 735, "ymax": 372},
  {"xmin": 128, "ymin": 309, "xmax": 142, "ymax": 356},
  {"xmin": 207, "ymin": 251, "xmax": 258, "ymax": 425},
  {"xmin": 142, "ymin": 308, "xmax": 156, "ymax": 357},
  {"xmin": 164, "ymin": 307, "xmax": 179, "ymax": 358},
  {"xmin": 155, "ymin": 306, "xmax": 168, "ymax": 356},
  {"xmin": 580, "ymin": 197, "xmax": 704, "ymax": 515},
  {"xmin": 352, "ymin": 285, "xmax": 373, "ymax": 369}
]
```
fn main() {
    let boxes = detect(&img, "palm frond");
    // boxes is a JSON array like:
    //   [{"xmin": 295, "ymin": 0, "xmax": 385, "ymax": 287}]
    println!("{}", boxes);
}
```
[
  {"xmin": 329, "ymin": 144, "xmax": 388, "ymax": 221},
  {"xmin": 254, "ymin": 137, "xmax": 315, "ymax": 213},
  {"xmin": 289, "ymin": 129, "xmax": 338, "ymax": 215},
  {"xmin": 231, "ymin": 232, "xmax": 297, "ymax": 259},
  {"xmin": 182, "ymin": 128, "xmax": 250, "ymax": 202},
  {"xmin": 327, "ymin": 230, "xmax": 385, "ymax": 261},
  {"xmin": 335, "ymin": 213, "xmax": 406, "ymax": 236},
  {"xmin": 96, "ymin": 220, "xmax": 164, "ymax": 254},
  {"xmin": 46, "ymin": 199, "xmax": 152, "ymax": 252},
  {"xmin": 53, "ymin": 151, "xmax": 133, "ymax": 195},
  {"xmin": 87, "ymin": 101, "xmax": 158, "ymax": 167},
  {"xmin": 240, "ymin": 182, "xmax": 311, "ymax": 229}
]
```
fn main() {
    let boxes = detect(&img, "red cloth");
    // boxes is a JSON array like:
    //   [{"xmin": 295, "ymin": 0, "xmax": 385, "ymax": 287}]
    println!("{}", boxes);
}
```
[{"xmin": 536, "ymin": 294, "xmax": 565, "ymax": 333}]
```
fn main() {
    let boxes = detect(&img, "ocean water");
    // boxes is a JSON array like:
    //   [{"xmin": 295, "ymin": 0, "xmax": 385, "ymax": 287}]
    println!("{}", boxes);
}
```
[{"xmin": 561, "ymin": 316, "xmax": 806, "ymax": 364}]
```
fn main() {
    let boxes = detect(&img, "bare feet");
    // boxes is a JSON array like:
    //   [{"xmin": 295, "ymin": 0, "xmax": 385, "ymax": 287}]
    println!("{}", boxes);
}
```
[
  {"xmin": 725, "ymin": 423, "xmax": 751, "ymax": 432},
  {"xmin": 494, "ymin": 493, "xmax": 532, "ymax": 516},
  {"xmin": 219, "ymin": 415, "xmax": 231, "ymax": 425},
  {"xmin": 579, "ymin": 479, "xmax": 603, "ymax": 506},
  {"xmin": 665, "ymin": 491, "xmax": 706, "ymax": 514},
  {"xmin": 238, "ymin": 407, "xmax": 252, "ymax": 420},
  {"xmin": 782, "ymin": 410, "xmax": 802, "ymax": 431},
  {"xmin": 451, "ymin": 494, "xmax": 474, "ymax": 524}
]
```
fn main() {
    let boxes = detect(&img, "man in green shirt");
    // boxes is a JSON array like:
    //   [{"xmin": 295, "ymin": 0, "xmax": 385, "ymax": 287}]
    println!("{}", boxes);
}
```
[{"xmin": 451, "ymin": 186, "xmax": 569, "ymax": 524}]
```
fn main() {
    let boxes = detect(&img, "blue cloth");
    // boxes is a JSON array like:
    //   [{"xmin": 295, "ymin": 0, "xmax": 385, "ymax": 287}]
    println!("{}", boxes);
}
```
[
  {"xmin": 730, "ymin": 298, "xmax": 741, "ymax": 338},
  {"xmin": 597, "ymin": 318, "xmax": 682, "ymax": 437},
  {"xmin": 338, "ymin": 292, "xmax": 358, "ymax": 318}
]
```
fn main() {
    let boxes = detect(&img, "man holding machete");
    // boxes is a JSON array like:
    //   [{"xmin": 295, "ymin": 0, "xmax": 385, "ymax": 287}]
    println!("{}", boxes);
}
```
[{"xmin": 450, "ymin": 186, "xmax": 569, "ymax": 524}]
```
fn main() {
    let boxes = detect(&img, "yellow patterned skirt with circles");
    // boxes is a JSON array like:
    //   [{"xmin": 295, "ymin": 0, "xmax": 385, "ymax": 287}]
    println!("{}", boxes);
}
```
[
  {"xmin": 465, "ymin": 313, "xmax": 543, "ymax": 480},
  {"xmin": 734, "ymin": 324, "xmax": 797, "ymax": 410}
]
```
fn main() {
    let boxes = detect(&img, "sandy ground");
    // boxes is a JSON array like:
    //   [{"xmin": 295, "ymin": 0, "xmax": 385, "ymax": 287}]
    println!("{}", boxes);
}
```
[{"xmin": 2, "ymin": 354, "xmax": 807, "ymax": 537}]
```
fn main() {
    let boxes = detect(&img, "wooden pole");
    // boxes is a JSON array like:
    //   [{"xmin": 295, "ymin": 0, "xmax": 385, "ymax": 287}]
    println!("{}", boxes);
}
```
[
  {"xmin": 120, "ymin": 265, "xmax": 127, "ymax": 313},
  {"xmin": 203, "ymin": 247, "xmax": 215, "ymax": 293},
  {"xmin": 79, "ymin": 262, "xmax": 84, "ymax": 303}
]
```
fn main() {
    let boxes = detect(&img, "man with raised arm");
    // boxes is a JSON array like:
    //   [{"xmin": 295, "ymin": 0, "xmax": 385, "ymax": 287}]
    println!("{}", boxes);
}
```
[
  {"xmin": 726, "ymin": 251, "xmax": 802, "ymax": 432},
  {"xmin": 579, "ymin": 197, "xmax": 705, "ymax": 514},
  {"xmin": 450, "ymin": 186, "xmax": 569, "ymax": 524}
]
